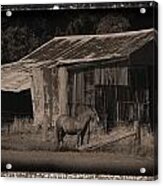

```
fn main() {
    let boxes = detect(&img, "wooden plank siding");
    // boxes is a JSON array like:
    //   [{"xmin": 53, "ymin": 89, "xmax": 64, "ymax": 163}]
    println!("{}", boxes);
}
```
[
  {"xmin": 31, "ymin": 68, "xmax": 44, "ymax": 126},
  {"xmin": 31, "ymin": 66, "xmax": 60, "ymax": 129},
  {"xmin": 51, "ymin": 68, "xmax": 60, "ymax": 122},
  {"xmin": 67, "ymin": 65, "xmax": 129, "ymax": 120}
]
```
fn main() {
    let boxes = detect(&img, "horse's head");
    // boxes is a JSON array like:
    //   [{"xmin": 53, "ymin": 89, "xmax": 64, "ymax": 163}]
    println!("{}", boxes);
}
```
[
  {"xmin": 77, "ymin": 107, "xmax": 100, "ymax": 130},
  {"xmin": 89, "ymin": 108, "xmax": 100, "ymax": 130}
]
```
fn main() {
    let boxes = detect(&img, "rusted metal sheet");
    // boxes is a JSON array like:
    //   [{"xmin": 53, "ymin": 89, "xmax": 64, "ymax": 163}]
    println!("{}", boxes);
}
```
[
  {"xmin": 1, "ymin": 29, "xmax": 156, "ymax": 92},
  {"xmin": 22, "ymin": 29, "xmax": 155, "ymax": 62}
]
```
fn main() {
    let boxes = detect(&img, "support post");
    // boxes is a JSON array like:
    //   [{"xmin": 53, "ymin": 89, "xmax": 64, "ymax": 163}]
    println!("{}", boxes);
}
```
[
  {"xmin": 31, "ymin": 68, "xmax": 44, "ymax": 127},
  {"xmin": 72, "ymin": 73, "xmax": 77, "ymax": 116},
  {"xmin": 134, "ymin": 120, "xmax": 141, "ymax": 145},
  {"xmin": 58, "ymin": 67, "xmax": 68, "ymax": 115}
]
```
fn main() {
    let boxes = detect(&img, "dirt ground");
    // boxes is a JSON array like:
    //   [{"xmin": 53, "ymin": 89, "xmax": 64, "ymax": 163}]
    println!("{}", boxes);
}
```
[
  {"xmin": 1, "ymin": 150, "xmax": 155, "ymax": 176},
  {"xmin": 1, "ymin": 123, "xmax": 156, "ymax": 176},
  {"xmin": 1, "ymin": 125, "xmax": 154, "ymax": 157}
]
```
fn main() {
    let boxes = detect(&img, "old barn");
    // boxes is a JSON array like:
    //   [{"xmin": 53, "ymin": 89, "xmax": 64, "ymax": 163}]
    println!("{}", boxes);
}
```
[{"xmin": 1, "ymin": 28, "xmax": 157, "ymax": 131}]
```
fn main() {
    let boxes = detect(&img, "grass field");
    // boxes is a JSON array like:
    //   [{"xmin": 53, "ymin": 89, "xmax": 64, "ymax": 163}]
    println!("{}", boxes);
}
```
[{"xmin": 1, "ymin": 118, "xmax": 157, "ymax": 176}]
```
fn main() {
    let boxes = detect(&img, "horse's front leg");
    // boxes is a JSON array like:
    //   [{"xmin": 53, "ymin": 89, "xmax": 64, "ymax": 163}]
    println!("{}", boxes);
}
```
[
  {"xmin": 77, "ymin": 132, "xmax": 81, "ymax": 148},
  {"xmin": 87, "ymin": 124, "xmax": 91, "ymax": 144},
  {"xmin": 81, "ymin": 134, "xmax": 84, "ymax": 146},
  {"xmin": 77, "ymin": 129, "xmax": 86, "ymax": 148},
  {"xmin": 60, "ymin": 131, "xmax": 65, "ymax": 147}
]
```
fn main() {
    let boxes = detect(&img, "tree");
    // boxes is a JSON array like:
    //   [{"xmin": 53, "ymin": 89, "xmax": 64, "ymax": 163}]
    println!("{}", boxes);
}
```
[
  {"xmin": 96, "ymin": 13, "xmax": 131, "ymax": 34},
  {"xmin": 66, "ymin": 14, "xmax": 99, "ymax": 35},
  {"xmin": 1, "ymin": 26, "xmax": 40, "ymax": 64},
  {"xmin": 1, "ymin": 12, "xmax": 131, "ymax": 64}
]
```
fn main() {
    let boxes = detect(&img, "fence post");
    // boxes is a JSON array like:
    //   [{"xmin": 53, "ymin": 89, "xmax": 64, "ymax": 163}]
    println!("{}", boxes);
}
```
[{"xmin": 134, "ymin": 120, "xmax": 141, "ymax": 145}]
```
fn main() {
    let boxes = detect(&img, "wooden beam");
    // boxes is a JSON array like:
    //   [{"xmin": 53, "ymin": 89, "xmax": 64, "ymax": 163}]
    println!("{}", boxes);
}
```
[
  {"xmin": 51, "ymin": 68, "xmax": 60, "ymax": 123},
  {"xmin": 71, "ymin": 73, "xmax": 77, "ymax": 116}
]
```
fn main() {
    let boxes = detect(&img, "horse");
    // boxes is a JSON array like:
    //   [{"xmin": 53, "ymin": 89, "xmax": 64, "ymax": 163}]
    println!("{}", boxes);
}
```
[{"xmin": 55, "ymin": 108, "xmax": 99, "ymax": 149}]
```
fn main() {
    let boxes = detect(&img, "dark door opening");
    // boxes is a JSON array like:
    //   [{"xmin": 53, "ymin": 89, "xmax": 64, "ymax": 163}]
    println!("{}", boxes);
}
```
[
  {"xmin": 95, "ymin": 85, "xmax": 117, "ymax": 130},
  {"xmin": 1, "ymin": 89, "xmax": 33, "ymax": 127}
]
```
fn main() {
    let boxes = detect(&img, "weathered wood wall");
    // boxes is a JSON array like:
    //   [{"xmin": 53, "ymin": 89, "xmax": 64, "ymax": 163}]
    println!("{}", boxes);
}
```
[
  {"xmin": 31, "ymin": 68, "xmax": 44, "ymax": 126},
  {"xmin": 31, "ymin": 66, "xmax": 60, "ymax": 128},
  {"xmin": 130, "ymin": 40, "xmax": 157, "ymax": 129},
  {"xmin": 43, "ymin": 67, "xmax": 52, "ymax": 123},
  {"xmin": 58, "ymin": 67, "xmax": 69, "ymax": 115},
  {"xmin": 68, "ymin": 65, "xmax": 128, "ymax": 118},
  {"xmin": 51, "ymin": 67, "xmax": 60, "ymax": 122}
]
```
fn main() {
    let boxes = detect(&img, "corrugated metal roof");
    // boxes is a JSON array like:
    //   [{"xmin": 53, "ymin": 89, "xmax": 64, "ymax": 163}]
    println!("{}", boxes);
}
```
[{"xmin": 1, "ymin": 28, "xmax": 156, "ymax": 92}]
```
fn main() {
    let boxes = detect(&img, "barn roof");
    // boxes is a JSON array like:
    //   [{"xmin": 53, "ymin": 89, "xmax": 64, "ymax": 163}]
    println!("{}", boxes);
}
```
[{"xmin": 1, "ymin": 28, "xmax": 156, "ymax": 92}]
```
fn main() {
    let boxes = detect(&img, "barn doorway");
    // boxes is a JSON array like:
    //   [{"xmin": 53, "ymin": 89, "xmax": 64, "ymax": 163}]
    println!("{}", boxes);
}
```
[
  {"xmin": 1, "ymin": 89, "xmax": 33, "ymax": 128},
  {"xmin": 95, "ymin": 85, "xmax": 117, "ymax": 129},
  {"xmin": 67, "ymin": 62, "xmax": 152, "ymax": 131},
  {"xmin": 67, "ymin": 64, "xmax": 126, "ymax": 129}
]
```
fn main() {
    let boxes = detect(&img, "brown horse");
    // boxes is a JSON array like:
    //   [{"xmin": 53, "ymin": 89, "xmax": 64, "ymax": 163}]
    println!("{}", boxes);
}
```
[{"xmin": 55, "ymin": 108, "xmax": 99, "ymax": 149}]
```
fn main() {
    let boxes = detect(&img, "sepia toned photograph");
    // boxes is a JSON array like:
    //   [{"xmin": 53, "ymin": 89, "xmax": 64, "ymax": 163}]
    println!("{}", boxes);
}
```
[{"xmin": 1, "ymin": 2, "xmax": 158, "ymax": 180}]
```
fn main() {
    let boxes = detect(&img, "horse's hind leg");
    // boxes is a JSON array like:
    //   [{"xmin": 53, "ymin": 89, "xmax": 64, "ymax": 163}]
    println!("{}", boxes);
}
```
[
  {"xmin": 61, "ymin": 131, "xmax": 65, "ymax": 145},
  {"xmin": 55, "ymin": 128, "xmax": 60, "ymax": 150},
  {"xmin": 58, "ymin": 134, "xmax": 63, "ymax": 151},
  {"xmin": 56, "ymin": 129, "xmax": 64, "ymax": 151},
  {"xmin": 58, "ymin": 130, "xmax": 65, "ymax": 150}
]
